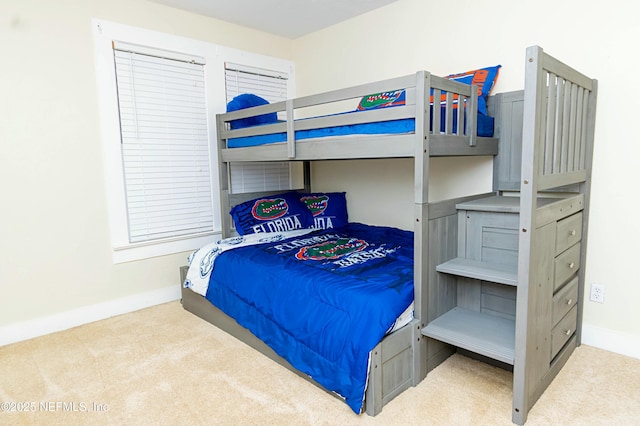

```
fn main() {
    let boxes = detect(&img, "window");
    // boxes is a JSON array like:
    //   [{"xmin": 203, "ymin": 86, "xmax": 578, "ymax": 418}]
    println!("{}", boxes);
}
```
[
  {"xmin": 93, "ymin": 19, "xmax": 295, "ymax": 263},
  {"xmin": 224, "ymin": 63, "xmax": 296, "ymax": 194},
  {"xmin": 113, "ymin": 42, "xmax": 213, "ymax": 243}
]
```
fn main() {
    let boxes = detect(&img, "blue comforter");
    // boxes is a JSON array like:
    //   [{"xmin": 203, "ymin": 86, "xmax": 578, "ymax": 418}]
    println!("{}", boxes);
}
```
[{"xmin": 204, "ymin": 223, "xmax": 414, "ymax": 413}]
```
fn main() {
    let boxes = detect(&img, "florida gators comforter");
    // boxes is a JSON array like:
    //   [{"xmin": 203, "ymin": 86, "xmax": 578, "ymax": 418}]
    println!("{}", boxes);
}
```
[{"xmin": 184, "ymin": 223, "xmax": 414, "ymax": 413}]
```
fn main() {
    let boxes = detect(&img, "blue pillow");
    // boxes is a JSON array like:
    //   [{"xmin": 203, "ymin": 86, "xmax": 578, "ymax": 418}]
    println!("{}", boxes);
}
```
[
  {"xmin": 226, "ymin": 94, "xmax": 278, "ymax": 130},
  {"xmin": 299, "ymin": 192, "xmax": 348, "ymax": 230},
  {"xmin": 230, "ymin": 192, "xmax": 314, "ymax": 235}
]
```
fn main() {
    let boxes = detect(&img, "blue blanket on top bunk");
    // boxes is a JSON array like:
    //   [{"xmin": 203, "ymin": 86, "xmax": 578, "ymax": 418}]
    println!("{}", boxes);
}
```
[
  {"xmin": 226, "ymin": 65, "xmax": 499, "ymax": 149},
  {"xmin": 227, "ymin": 111, "xmax": 494, "ymax": 148},
  {"xmin": 188, "ymin": 223, "xmax": 414, "ymax": 413}
]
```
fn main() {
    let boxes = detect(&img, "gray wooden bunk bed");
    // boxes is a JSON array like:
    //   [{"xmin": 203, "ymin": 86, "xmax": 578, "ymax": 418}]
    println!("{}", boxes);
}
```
[{"xmin": 180, "ymin": 46, "xmax": 597, "ymax": 424}]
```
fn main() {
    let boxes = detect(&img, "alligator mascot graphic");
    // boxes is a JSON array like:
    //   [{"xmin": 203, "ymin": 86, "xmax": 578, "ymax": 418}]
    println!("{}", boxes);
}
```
[
  {"xmin": 357, "ymin": 90, "xmax": 406, "ymax": 111},
  {"xmin": 300, "ymin": 194, "xmax": 329, "ymax": 217},
  {"xmin": 251, "ymin": 198, "xmax": 288, "ymax": 220},
  {"xmin": 295, "ymin": 237, "xmax": 368, "ymax": 261}
]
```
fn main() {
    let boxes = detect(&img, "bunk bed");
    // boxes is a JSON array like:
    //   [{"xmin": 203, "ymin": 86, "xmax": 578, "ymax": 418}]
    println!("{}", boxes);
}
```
[{"xmin": 180, "ymin": 46, "xmax": 597, "ymax": 425}]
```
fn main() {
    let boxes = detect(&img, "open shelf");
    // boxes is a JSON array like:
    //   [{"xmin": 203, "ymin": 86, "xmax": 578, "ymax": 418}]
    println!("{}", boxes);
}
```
[
  {"xmin": 422, "ymin": 307, "xmax": 515, "ymax": 365},
  {"xmin": 436, "ymin": 257, "xmax": 518, "ymax": 286}
]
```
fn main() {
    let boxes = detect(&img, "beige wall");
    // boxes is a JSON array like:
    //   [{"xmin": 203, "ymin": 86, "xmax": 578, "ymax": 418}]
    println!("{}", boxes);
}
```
[
  {"xmin": 0, "ymin": 0, "xmax": 292, "ymax": 329},
  {"xmin": 293, "ymin": 0, "xmax": 640, "ymax": 352}
]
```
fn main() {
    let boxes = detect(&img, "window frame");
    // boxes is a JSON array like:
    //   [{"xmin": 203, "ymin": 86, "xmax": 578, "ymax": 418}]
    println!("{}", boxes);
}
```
[{"xmin": 92, "ymin": 19, "xmax": 295, "ymax": 263}]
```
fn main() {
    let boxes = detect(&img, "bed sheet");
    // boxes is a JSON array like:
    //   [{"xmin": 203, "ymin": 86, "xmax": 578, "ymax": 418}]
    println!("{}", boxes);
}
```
[
  {"xmin": 187, "ymin": 223, "xmax": 414, "ymax": 413},
  {"xmin": 227, "ymin": 110, "xmax": 494, "ymax": 148}
]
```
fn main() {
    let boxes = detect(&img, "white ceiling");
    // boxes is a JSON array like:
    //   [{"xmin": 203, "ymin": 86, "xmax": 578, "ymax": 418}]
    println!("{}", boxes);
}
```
[{"xmin": 149, "ymin": 0, "xmax": 400, "ymax": 39}]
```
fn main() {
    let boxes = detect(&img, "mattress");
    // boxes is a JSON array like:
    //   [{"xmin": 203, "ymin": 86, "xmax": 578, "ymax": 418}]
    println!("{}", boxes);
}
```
[
  {"xmin": 227, "ymin": 111, "xmax": 495, "ymax": 148},
  {"xmin": 184, "ymin": 223, "xmax": 414, "ymax": 414}
]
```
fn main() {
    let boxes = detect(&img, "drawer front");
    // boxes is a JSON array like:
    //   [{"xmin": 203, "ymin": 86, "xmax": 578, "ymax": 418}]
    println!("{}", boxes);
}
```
[
  {"xmin": 554, "ymin": 243, "xmax": 581, "ymax": 290},
  {"xmin": 556, "ymin": 212, "xmax": 583, "ymax": 255},
  {"xmin": 551, "ymin": 305, "xmax": 578, "ymax": 359},
  {"xmin": 552, "ymin": 276, "xmax": 579, "ymax": 325}
]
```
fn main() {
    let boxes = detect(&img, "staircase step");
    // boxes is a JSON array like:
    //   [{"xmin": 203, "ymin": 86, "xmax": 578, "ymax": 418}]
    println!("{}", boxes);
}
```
[
  {"xmin": 422, "ymin": 307, "xmax": 515, "ymax": 365},
  {"xmin": 436, "ymin": 257, "xmax": 518, "ymax": 286}
]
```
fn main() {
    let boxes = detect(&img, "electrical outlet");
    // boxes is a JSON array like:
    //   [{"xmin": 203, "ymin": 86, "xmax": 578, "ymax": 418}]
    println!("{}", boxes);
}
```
[{"xmin": 590, "ymin": 283, "xmax": 605, "ymax": 303}]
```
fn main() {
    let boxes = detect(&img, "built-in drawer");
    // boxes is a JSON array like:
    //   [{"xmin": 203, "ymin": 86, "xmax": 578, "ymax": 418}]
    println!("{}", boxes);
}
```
[
  {"xmin": 556, "ymin": 212, "xmax": 583, "ymax": 255},
  {"xmin": 551, "ymin": 305, "xmax": 577, "ymax": 359},
  {"xmin": 554, "ymin": 243, "xmax": 581, "ymax": 291},
  {"xmin": 552, "ymin": 276, "xmax": 579, "ymax": 325}
]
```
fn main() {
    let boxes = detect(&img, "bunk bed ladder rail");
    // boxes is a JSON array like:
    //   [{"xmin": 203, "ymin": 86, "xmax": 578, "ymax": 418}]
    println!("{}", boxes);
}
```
[
  {"xmin": 536, "ymin": 55, "xmax": 597, "ymax": 190},
  {"xmin": 513, "ymin": 46, "xmax": 597, "ymax": 425}
]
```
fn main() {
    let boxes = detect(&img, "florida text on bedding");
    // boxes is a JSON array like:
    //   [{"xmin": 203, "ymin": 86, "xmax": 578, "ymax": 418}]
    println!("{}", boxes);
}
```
[
  {"xmin": 0, "ymin": 401, "xmax": 109, "ymax": 413},
  {"xmin": 250, "ymin": 215, "xmax": 337, "ymax": 234}
]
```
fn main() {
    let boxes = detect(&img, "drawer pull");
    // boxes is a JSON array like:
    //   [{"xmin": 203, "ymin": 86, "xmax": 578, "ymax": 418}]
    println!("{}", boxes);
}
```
[
  {"xmin": 568, "ymin": 262, "xmax": 575, "ymax": 269},
  {"xmin": 569, "ymin": 230, "xmax": 576, "ymax": 236},
  {"xmin": 564, "ymin": 329, "xmax": 572, "ymax": 336},
  {"xmin": 566, "ymin": 298, "xmax": 573, "ymax": 306}
]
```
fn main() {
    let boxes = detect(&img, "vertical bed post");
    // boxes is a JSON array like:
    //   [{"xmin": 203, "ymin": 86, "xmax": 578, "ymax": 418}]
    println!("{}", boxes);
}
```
[
  {"xmin": 216, "ymin": 113, "xmax": 232, "ymax": 239},
  {"xmin": 513, "ymin": 45, "xmax": 545, "ymax": 426},
  {"xmin": 412, "ymin": 70, "xmax": 430, "ymax": 383},
  {"xmin": 286, "ymin": 99, "xmax": 296, "ymax": 159}
]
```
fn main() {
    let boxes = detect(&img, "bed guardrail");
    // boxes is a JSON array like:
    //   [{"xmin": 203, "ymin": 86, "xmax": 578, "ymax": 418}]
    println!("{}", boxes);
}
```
[
  {"xmin": 217, "ymin": 71, "xmax": 480, "ymax": 159},
  {"xmin": 523, "ymin": 47, "xmax": 598, "ymax": 190}
]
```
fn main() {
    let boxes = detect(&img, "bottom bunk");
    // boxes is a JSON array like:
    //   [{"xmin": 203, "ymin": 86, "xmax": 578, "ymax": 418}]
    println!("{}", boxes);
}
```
[
  {"xmin": 180, "ymin": 221, "xmax": 420, "ymax": 415},
  {"xmin": 180, "ymin": 285, "xmax": 419, "ymax": 415}
]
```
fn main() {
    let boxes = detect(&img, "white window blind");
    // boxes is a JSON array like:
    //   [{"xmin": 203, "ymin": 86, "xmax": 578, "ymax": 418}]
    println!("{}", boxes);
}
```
[
  {"xmin": 113, "ymin": 42, "xmax": 214, "ymax": 243},
  {"xmin": 225, "ymin": 63, "xmax": 291, "ymax": 194}
]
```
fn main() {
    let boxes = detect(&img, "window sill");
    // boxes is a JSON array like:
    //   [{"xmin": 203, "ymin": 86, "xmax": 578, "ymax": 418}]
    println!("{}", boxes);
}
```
[{"xmin": 112, "ymin": 232, "xmax": 220, "ymax": 264}]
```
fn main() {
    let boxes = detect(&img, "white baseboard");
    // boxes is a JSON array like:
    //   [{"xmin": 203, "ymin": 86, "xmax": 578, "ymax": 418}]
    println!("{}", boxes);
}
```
[
  {"xmin": 0, "ymin": 285, "xmax": 181, "ymax": 347},
  {"xmin": 582, "ymin": 323, "xmax": 640, "ymax": 360}
]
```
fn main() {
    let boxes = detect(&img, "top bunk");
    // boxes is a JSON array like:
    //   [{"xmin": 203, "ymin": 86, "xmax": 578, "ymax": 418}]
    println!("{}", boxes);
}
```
[{"xmin": 216, "ymin": 69, "xmax": 500, "ymax": 163}]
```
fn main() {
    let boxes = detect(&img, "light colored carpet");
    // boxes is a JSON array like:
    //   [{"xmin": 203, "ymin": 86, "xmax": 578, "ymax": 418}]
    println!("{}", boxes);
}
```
[{"xmin": 1, "ymin": 301, "xmax": 639, "ymax": 425}]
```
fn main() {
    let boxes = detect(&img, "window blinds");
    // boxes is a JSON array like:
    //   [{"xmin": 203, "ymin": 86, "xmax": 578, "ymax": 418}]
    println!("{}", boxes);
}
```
[
  {"xmin": 113, "ymin": 42, "xmax": 214, "ymax": 243},
  {"xmin": 224, "ymin": 63, "xmax": 291, "ymax": 194}
]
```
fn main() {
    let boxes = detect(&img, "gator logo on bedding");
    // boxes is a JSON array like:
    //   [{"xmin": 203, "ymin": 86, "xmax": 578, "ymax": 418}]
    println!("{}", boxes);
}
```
[
  {"xmin": 295, "ymin": 238, "xmax": 368, "ymax": 260},
  {"xmin": 300, "ymin": 195, "xmax": 329, "ymax": 216},
  {"xmin": 357, "ymin": 90, "xmax": 406, "ymax": 111},
  {"xmin": 251, "ymin": 198, "xmax": 288, "ymax": 221}
]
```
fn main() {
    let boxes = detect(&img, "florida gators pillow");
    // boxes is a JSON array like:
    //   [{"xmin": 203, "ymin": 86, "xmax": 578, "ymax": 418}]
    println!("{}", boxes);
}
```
[
  {"xmin": 444, "ymin": 65, "xmax": 501, "ymax": 115},
  {"xmin": 299, "ymin": 192, "xmax": 348, "ymax": 230},
  {"xmin": 230, "ymin": 192, "xmax": 314, "ymax": 235}
]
